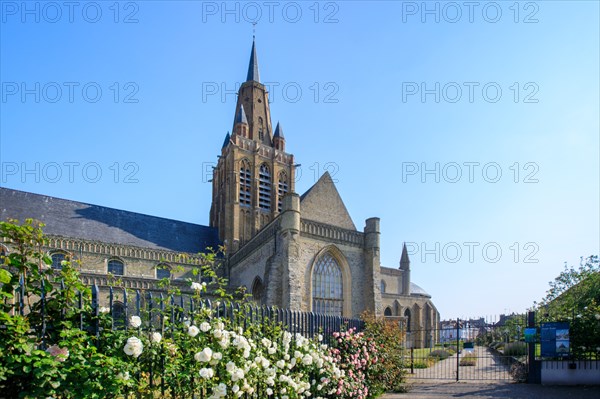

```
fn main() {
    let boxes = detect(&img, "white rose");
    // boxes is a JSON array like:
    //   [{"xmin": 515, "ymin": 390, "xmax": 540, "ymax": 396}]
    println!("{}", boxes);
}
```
[
  {"xmin": 195, "ymin": 347, "xmax": 213, "ymax": 362},
  {"xmin": 200, "ymin": 321, "xmax": 211, "ymax": 332},
  {"xmin": 123, "ymin": 336, "xmax": 144, "ymax": 357},
  {"xmin": 199, "ymin": 367, "xmax": 214, "ymax": 379},
  {"xmin": 150, "ymin": 332, "xmax": 162, "ymax": 343},
  {"xmin": 302, "ymin": 354, "xmax": 313, "ymax": 365},
  {"xmin": 117, "ymin": 371, "xmax": 130, "ymax": 380},
  {"xmin": 99, "ymin": 306, "xmax": 110, "ymax": 314},
  {"xmin": 231, "ymin": 368, "xmax": 244, "ymax": 382},
  {"xmin": 129, "ymin": 315, "xmax": 142, "ymax": 328},
  {"xmin": 190, "ymin": 282, "xmax": 201, "ymax": 291},
  {"xmin": 188, "ymin": 325, "xmax": 200, "ymax": 337}
]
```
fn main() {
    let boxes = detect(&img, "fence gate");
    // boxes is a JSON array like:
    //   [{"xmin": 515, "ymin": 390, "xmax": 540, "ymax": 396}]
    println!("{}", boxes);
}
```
[{"xmin": 402, "ymin": 316, "xmax": 529, "ymax": 382}]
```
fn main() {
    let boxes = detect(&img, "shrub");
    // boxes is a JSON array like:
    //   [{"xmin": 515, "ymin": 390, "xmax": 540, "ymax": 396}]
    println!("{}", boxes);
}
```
[
  {"xmin": 503, "ymin": 342, "xmax": 527, "ymax": 357},
  {"xmin": 509, "ymin": 362, "xmax": 528, "ymax": 382},
  {"xmin": 428, "ymin": 350, "xmax": 451, "ymax": 360},
  {"xmin": 411, "ymin": 360, "xmax": 431, "ymax": 369},
  {"xmin": 361, "ymin": 313, "xmax": 407, "ymax": 394}
]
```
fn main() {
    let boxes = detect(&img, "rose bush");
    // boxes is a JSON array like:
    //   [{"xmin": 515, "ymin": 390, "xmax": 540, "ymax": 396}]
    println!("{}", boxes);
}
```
[{"xmin": 0, "ymin": 219, "xmax": 399, "ymax": 398}]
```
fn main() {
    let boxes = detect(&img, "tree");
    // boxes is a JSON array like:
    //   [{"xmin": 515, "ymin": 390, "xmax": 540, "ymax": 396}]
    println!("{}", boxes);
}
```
[{"xmin": 535, "ymin": 255, "xmax": 600, "ymax": 357}]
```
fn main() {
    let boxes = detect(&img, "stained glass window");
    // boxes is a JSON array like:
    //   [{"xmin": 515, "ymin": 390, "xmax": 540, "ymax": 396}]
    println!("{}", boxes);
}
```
[
  {"xmin": 108, "ymin": 259, "xmax": 124, "ymax": 276},
  {"xmin": 51, "ymin": 252, "xmax": 66, "ymax": 269},
  {"xmin": 312, "ymin": 253, "xmax": 343, "ymax": 316},
  {"xmin": 156, "ymin": 264, "xmax": 171, "ymax": 279}
]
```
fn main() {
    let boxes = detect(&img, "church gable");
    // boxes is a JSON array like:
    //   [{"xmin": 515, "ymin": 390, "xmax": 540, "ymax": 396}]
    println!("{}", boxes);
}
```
[{"xmin": 300, "ymin": 172, "xmax": 356, "ymax": 230}]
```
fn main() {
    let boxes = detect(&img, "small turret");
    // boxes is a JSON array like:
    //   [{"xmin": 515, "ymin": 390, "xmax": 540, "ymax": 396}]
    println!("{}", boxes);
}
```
[
  {"xmin": 400, "ymin": 243, "xmax": 411, "ymax": 295},
  {"xmin": 233, "ymin": 104, "xmax": 249, "ymax": 137},
  {"xmin": 273, "ymin": 122, "xmax": 285, "ymax": 151},
  {"xmin": 221, "ymin": 131, "xmax": 231, "ymax": 149}
]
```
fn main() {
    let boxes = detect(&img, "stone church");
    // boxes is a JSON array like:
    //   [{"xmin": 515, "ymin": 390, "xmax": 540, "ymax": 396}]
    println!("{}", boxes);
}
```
[{"xmin": 1, "ymin": 40, "xmax": 438, "ymax": 344}]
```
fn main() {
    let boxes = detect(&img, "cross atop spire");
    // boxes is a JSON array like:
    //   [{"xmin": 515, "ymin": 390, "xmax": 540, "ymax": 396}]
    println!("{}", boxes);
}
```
[{"xmin": 246, "ymin": 37, "xmax": 260, "ymax": 83}]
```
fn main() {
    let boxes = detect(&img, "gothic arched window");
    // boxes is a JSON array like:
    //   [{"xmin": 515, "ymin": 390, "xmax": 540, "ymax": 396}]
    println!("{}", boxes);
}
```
[
  {"xmin": 258, "ymin": 164, "xmax": 272, "ymax": 211},
  {"xmin": 384, "ymin": 307, "xmax": 392, "ymax": 317},
  {"xmin": 156, "ymin": 263, "xmax": 171, "ymax": 280},
  {"xmin": 277, "ymin": 171, "xmax": 289, "ymax": 212},
  {"xmin": 380, "ymin": 279, "xmax": 386, "ymax": 293},
  {"xmin": 404, "ymin": 308, "xmax": 412, "ymax": 332},
  {"xmin": 251, "ymin": 276, "xmax": 264, "ymax": 305},
  {"xmin": 108, "ymin": 258, "xmax": 124, "ymax": 276},
  {"xmin": 312, "ymin": 253, "xmax": 343, "ymax": 316},
  {"xmin": 239, "ymin": 160, "xmax": 252, "ymax": 207},
  {"xmin": 51, "ymin": 251, "xmax": 68, "ymax": 270}
]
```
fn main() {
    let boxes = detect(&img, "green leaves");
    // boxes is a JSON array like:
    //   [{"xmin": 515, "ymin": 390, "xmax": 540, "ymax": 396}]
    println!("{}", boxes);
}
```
[{"xmin": 0, "ymin": 268, "xmax": 11, "ymax": 284}]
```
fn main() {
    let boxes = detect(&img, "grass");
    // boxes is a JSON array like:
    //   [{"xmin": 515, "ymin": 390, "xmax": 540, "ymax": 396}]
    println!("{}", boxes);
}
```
[{"xmin": 459, "ymin": 354, "xmax": 477, "ymax": 367}]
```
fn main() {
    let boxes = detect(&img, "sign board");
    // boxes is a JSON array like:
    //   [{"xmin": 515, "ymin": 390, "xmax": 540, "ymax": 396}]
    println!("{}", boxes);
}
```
[
  {"xmin": 524, "ymin": 327, "xmax": 537, "ymax": 343},
  {"xmin": 540, "ymin": 322, "xmax": 570, "ymax": 358}
]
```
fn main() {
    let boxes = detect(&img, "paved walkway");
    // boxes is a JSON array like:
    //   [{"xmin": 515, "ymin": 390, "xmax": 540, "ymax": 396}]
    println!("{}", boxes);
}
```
[
  {"xmin": 382, "ymin": 382, "xmax": 600, "ymax": 399},
  {"xmin": 409, "ymin": 346, "xmax": 510, "ymax": 381}
]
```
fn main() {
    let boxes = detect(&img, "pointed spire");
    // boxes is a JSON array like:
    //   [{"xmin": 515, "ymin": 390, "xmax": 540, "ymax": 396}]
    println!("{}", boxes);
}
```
[
  {"xmin": 400, "ymin": 242, "xmax": 410, "ymax": 270},
  {"xmin": 246, "ymin": 37, "xmax": 260, "ymax": 83},
  {"xmin": 234, "ymin": 104, "xmax": 248, "ymax": 124},
  {"xmin": 222, "ymin": 131, "xmax": 231, "ymax": 149},
  {"xmin": 274, "ymin": 122, "xmax": 284, "ymax": 139}
]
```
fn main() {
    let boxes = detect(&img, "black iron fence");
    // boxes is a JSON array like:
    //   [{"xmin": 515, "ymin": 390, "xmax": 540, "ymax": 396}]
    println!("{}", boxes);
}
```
[
  {"xmin": 10, "ymin": 279, "xmax": 365, "ymax": 348},
  {"xmin": 5, "ymin": 277, "xmax": 365, "ymax": 397}
]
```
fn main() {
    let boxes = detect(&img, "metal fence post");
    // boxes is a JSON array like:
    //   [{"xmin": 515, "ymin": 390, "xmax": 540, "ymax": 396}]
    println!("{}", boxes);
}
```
[
  {"xmin": 527, "ymin": 311, "xmax": 540, "ymax": 383},
  {"xmin": 91, "ymin": 284, "xmax": 100, "ymax": 342},
  {"xmin": 456, "ymin": 318, "xmax": 460, "ymax": 382}
]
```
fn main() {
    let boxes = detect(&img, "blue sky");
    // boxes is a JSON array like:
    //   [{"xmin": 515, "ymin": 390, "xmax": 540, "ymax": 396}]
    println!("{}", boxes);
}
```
[{"xmin": 1, "ymin": 1, "xmax": 599, "ymax": 319}]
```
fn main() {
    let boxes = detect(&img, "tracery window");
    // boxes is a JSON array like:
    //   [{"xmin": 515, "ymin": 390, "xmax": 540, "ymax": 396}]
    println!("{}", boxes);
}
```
[
  {"xmin": 51, "ymin": 252, "xmax": 67, "ymax": 270},
  {"xmin": 312, "ymin": 253, "xmax": 343, "ymax": 316},
  {"xmin": 258, "ymin": 164, "xmax": 272, "ymax": 211},
  {"xmin": 108, "ymin": 258, "xmax": 124, "ymax": 276},
  {"xmin": 277, "ymin": 171, "xmax": 289, "ymax": 212},
  {"xmin": 156, "ymin": 263, "xmax": 171, "ymax": 280},
  {"xmin": 239, "ymin": 160, "xmax": 252, "ymax": 207}
]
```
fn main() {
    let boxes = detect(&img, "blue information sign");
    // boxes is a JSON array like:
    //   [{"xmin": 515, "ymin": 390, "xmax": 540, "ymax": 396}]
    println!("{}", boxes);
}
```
[{"xmin": 540, "ymin": 322, "xmax": 570, "ymax": 358}]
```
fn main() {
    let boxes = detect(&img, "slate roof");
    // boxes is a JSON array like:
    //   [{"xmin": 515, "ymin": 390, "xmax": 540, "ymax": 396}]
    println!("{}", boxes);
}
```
[
  {"xmin": 0, "ymin": 188, "xmax": 219, "ymax": 254},
  {"xmin": 246, "ymin": 38, "xmax": 260, "ymax": 82},
  {"xmin": 410, "ymin": 282, "xmax": 431, "ymax": 298},
  {"xmin": 274, "ymin": 122, "xmax": 284, "ymax": 138}
]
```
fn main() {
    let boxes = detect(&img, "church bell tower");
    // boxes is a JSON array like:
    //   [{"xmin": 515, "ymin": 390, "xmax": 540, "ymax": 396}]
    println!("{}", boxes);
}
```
[{"xmin": 209, "ymin": 39, "xmax": 296, "ymax": 254}]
